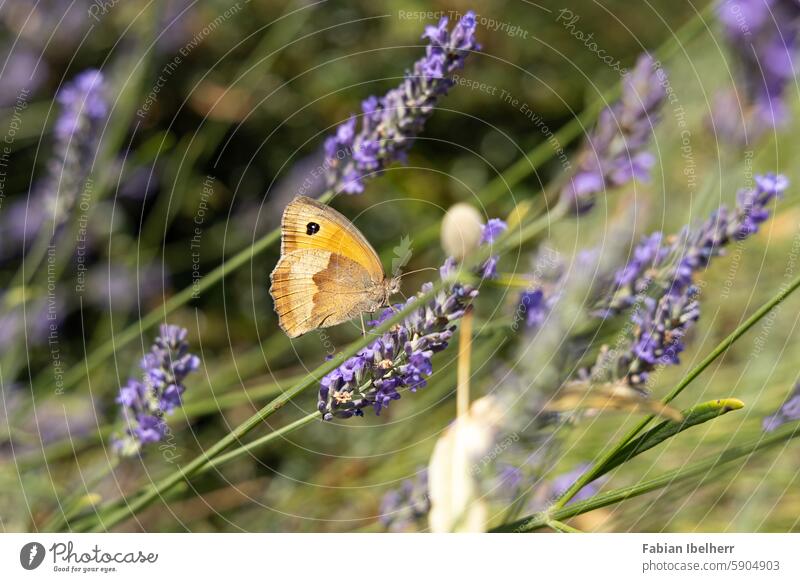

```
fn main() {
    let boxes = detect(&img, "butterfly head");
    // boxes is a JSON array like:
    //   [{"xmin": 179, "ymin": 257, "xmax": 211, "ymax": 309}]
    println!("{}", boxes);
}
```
[{"xmin": 384, "ymin": 276, "xmax": 401, "ymax": 304}]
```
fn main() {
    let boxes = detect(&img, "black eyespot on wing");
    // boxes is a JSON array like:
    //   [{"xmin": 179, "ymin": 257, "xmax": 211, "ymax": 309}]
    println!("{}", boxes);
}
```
[{"xmin": 306, "ymin": 221, "xmax": 320, "ymax": 235}]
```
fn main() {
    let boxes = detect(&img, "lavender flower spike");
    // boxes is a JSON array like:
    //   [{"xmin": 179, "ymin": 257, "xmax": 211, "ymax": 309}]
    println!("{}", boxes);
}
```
[
  {"xmin": 717, "ymin": 0, "xmax": 800, "ymax": 135},
  {"xmin": 619, "ymin": 287, "xmax": 701, "ymax": 389},
  {"xmin": 604, "ymin": 173, "xmax": 789, "ymax": 314},
  {"xmin": 763, "ymin": 382, "xmax": 800, "ymax": 432},
  {"xmin": 44, "ymin": 69, "xmax": 108, "ymax": 221},
  {"xmin": 112, "ymin": 324, "xmax": 200, "ymax": 456},
  {"xmin": 561, "ymin": 54, "xmax": 666, "ymax": 213},
  {"xmin": 324, "ymin": 12, "xmax": 479, "ymax": 194},
  {"xmin": 318, "ymin": 261, "xmax": 477, "ymax": 419}
]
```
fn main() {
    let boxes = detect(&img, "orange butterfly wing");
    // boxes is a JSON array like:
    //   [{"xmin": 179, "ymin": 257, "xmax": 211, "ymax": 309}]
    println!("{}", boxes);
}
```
[
  {"xmin": 280, "ymin": 196, "xmax": 384, "ymax": 278},
  {"xmin": 269, "ymin": 197, "xmax": 387, "ymax": 337}
]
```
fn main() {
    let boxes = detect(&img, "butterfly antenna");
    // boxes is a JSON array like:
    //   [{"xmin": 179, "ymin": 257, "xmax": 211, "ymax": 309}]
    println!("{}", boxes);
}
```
[{"xmin": 398, "ymin": 267, "xmax": 439, "ymax": 279}]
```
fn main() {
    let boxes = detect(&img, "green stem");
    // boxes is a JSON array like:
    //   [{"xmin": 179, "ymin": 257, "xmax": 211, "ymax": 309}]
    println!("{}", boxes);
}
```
[
  {"xmin": 551, "ymin": 272, "xmax": 800, "ymax": 510},
  {"xmin": 205, "ymin": 411, "xmax": 320, "ymax": 470},
  {"xmin": 599, "ymin": 398, "xmax": 744, "ymax": 475},
  {"xmin": 497, "ymin": 424, "xmax": 800, "ymax": 532}
]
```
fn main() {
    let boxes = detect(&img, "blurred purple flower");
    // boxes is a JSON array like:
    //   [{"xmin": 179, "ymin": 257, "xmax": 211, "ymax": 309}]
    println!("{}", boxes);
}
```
[
  {"xmin": 0, "ymin": 46, "xmax": 48, "ymax": 106},
  {"xmin": 480, "ymin": 218, "xmax": 507, "ymax": 244},
  {"xmin": 763, "ymin": 382, "xmax": 800, "ymax": 432},
  {"xmin": 324, "ymin": 11, "xmax": 479, "ymax": 194},
  {"xmin": 40, "ymin": 69, "xmax": 108, "ymax": 225},
  {"xmin": 717, "ymin": 0, "xmax": 800, "ymax": 136},
  {"xmin": 561, "ymin": 54, "xmax": 667, "ymax": 213},
  {"xmin": 518, "ymin": 289, "xmax": 552, "ymax": 330},
  {"xmin": 86, "ymin": 263, "xmax": 170, "ymax": 312},
  {"xmin": 603, "ymin": 173, "xmax": 788, "ymax": 314},
  {"xmin": 380, "ymin": 470, "xmax": 431, "ymax": 532},
  {"xmin": 54, "ymin": 69, "xmax": 107, "ymax": 139},
  {"xmin": 479, "ymin": 255, "xmax": 499, "ymax": 280},
  {"xmin": 515, "ymin": 248, "xmax": 591, "ymax": 331},
  {"xmin": 112, "ymin": 324, "xmax": 200, "ymax": 456}
]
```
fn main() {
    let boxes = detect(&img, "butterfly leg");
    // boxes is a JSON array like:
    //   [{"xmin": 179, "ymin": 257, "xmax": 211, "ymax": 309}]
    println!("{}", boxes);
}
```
[{"xmin": 360, "ymin": 313, "xmax": 367, "ymax": 337}]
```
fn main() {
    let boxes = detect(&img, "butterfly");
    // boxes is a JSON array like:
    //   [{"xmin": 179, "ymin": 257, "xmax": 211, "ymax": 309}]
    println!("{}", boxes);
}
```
[{"xmin": 270, "ymin": 196, "xmax": 400, "ymax": 338}]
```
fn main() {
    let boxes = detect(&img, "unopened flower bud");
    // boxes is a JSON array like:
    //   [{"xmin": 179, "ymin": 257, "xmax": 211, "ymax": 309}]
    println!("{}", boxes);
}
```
[{"xmin": 441, "ymin": 203, "xmax": 483, "ymax": 261}]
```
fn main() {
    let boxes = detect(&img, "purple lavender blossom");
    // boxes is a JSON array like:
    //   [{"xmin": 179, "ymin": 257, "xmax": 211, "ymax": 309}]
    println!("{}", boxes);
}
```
[
  {"xmin": 478, "ymin": 218, "xmax": 507, "ymax": 280},
  {"xmin": 380, "ymin": 470, "xmax": 431, "ymax": 532},
  {"xmin": 717, "ymin": 0, "xmax": 800, "ymax": 135},
  {"xmin": 514, "ymin": 247, "xmax": 578, "ymax": 331},
  {"xmin": 323, "ymin": 12, "xmax": 479, "ymax": 194},
  {"xmin": 763, "ymin": 382, "xmax": 800, "ymax": 432},
  {"xmin": 561, "ymin": 54, "xmax": 666, "ymax": 213},
  {"xmin": 479, "ymin": 255, "xmax": 499, "ymax": 280},
  {"xmin": 318, "ymin": 262, "xmax": 478, "ymax": 420},
  {"xmin": 619, "ymin": 287, "xmax": 701, "ymax": 389},
  {"xmin": 603, "ymin": 173, "xmax": 788, "ymax": 314},
  {"xmin": 481, "ymin": 218, "xmax": 507, "ymax": 244},
  {"xmin": 42, "ymin": 69, "xmax": 108, "ymax": 223},
  {"xmin": 112, "ymin": 324, "xmax": 200, "ymax": 456},
  {"xmin": 54, "ymin": 69, "xmax": 107, "ymax": 139},
  {"xmin": 518, "ymin": 289, "xmax": 550, "ymax": 329}
]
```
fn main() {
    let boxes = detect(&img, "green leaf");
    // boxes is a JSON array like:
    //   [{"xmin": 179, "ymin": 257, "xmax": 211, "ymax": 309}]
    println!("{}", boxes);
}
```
[
  {"xmin": 599, "ymin": 398, "xmax": 745, "ymax": 475},
  {"xmin": 495, "ymin": 423, "xmax": 800, "ymax": 533}
]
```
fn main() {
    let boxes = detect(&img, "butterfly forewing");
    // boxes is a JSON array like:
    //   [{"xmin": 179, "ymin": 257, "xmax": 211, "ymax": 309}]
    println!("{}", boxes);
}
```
[
  {"xmin": 281, "ymin": 196, "xmax": 383, "ymax": 280},
  {"xmin": 269, "ymin": 197, "xmax": 389, "ymax": 337}
]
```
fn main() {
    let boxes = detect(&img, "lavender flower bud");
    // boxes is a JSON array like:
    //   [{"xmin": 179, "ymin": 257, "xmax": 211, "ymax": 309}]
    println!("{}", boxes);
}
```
[
  {"xmin": 619, "ymin": 286, "xmax": 701, "ymax": 389},
  {"xmin": 441, "ymin": 203, "xmax": 483, "ymax": 261}
]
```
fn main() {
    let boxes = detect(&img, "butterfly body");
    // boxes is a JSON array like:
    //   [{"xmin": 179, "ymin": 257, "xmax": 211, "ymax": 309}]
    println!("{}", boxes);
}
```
[{"xmin": 270, "ymin": 196, "xmax": 398, "ymax": 337}]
